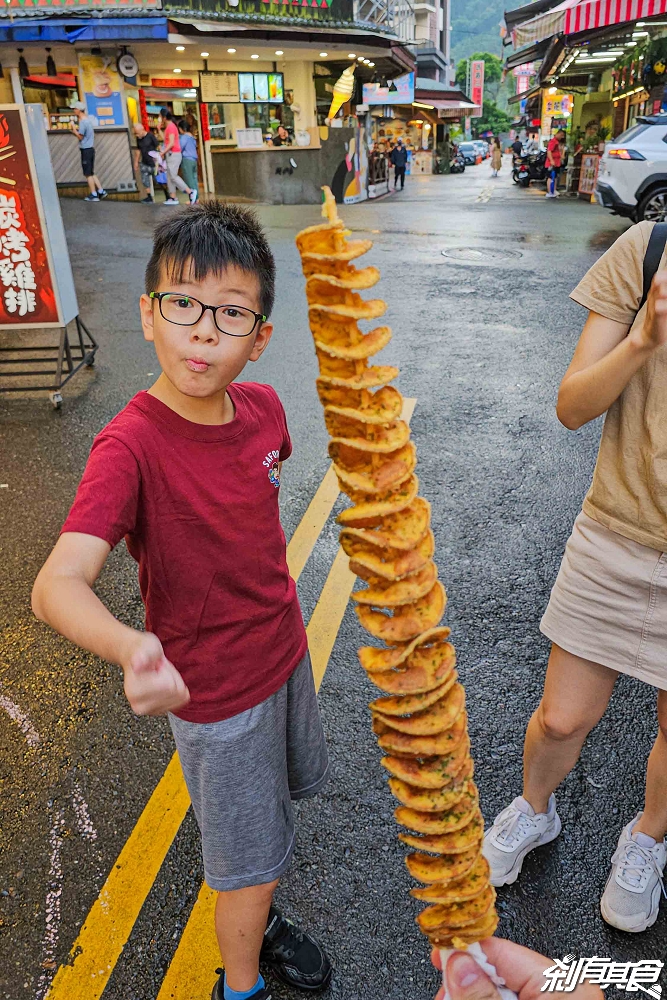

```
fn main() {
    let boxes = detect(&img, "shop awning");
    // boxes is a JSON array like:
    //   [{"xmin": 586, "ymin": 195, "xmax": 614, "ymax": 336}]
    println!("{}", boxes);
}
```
[
  {"xmin": 505, "ymin": 0, "xmax": 568, "ymax": 35},
  {"xmin": 512, "ymin": 0, "xmax": 578, "ymax": 47},
  {"xmin": 564, "ymin": 0, "xmax": 667, "ymax": 33},
  {"xmin": 507, "ymin": 82, "xmax": 542, "ymax": 104},
  {"xmin": 505, "ymin": 38, "xmax": 550, "ymax": 69},
  {"xmin": 23, "ymin": 72, "xmax": 77, "ymax": 89},
  {"xmin": 512, "ymin": 0, "xmax": 667, "ymax": 46}
]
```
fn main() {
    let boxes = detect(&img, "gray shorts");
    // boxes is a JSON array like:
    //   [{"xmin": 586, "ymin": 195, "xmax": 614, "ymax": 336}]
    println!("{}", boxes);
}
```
[{"xmin": 168, "ymin": 651, "xmax": 328, "ymax": 891}]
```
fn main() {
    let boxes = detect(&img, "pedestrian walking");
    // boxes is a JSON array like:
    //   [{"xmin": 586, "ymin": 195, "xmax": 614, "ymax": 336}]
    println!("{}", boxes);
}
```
[
  {"xmin": 545, "ymin": 128, "xmax": 565, "ymax": 198},
  {"xmin": 491, "ymin": 137, "xmax": 502, "ymax": 177},
  {"xmin": 177, "ymin": 120, "xmax": 199, "ymax": 200},
  {"xmin": 133, "ymin": 122, "xmax": 158, "ymax": 204},
  {"xmin": 31, "ymin": 202, "xmax": 332, "ymax": 1000},
  {"xmin": 390, "ymin": 138, "xmax": 408, "ymax": 190},
  {"xmin": 71, "ymin": 101, "xmax": 107, "ymax": 203},
  {"xmin": 483, "ymin": 221, "xmax": 667, "ymax": 934},
  {"xmin": 158, "ymin": 108, "xmax": 197, "ymax": 206},
  {"xmin": 511, "ymin": 135, "xmax": 523, "ymax": 158}
]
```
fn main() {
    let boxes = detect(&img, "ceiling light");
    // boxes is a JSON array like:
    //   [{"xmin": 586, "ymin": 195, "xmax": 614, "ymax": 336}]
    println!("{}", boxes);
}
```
[
  {"xmin": 251, "ymin": 54, "xmax": 259, "ymax": 59},
  {"xmin": 368, "ymin": 61, "xmax": 375, "ymax": 67},
  {"xmin": 228, "ymin": 47, "xmax": 237, "ymax": 53},
  {"xmin": 363, "ymin": 58, "xmax": 371, "ymax": 64},
  {"xmin": 176, "ymin": 45, "xmax": 185, "ymax": 52},
  {"xmin": 319, "ymin": 52, "xmax": 328, "ymax": 57},
  {"xmin": 637, "ymin": 20, "xmax": 645, "ymax": 25},
  {"xmin": 357, "ymin": 55, "xmax": 365, "ymax": 61},
  {"xmin": 275, "ymin": 50, "xmax": 284, "ymax": 55},
  {"xmin": 201, "ymin": 51, "xmax": 209, "ymax": 58},
  {"xmin": 348, "ymin": 53, "xmax": 356, "ymax": 58},
  {"xmin": 173, "ymin": 68, "xmax": 181, "ymax": 73}
]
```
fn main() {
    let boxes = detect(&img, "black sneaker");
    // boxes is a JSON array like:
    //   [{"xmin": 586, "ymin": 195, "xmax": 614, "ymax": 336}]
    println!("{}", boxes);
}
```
[
  {"xmin": 211, "ymin": 970, "xmax": 275, "ymax": 1000},
  {"xmin": 141, "ymin": 195, "xmax": 153, "ymax": 203},
  {"xmin": 261, "ymin": 907, "xmax": 332, "ymax": 992},
  {"xmin": 98, "ymin": 190, "xmax": 108, "ymax": 199}
]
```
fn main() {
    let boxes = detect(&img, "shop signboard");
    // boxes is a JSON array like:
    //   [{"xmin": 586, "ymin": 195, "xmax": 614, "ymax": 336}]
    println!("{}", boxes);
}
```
[
  {"xmin": 163, "ymin": 0, "xmax": 352, "ymax": 19},
  {"xmin": 238, "ymin": 73, "xmax": 284, "ymax": 104},
  {"xmin": 578, "ymin": 152, "xmax": 600, "ymax": 196},
  {"xmin": 0, "ymin": 105, "xmax": 77, "ymax": 330},
  {"xmin": 470, "ymin": 60, "xmax": 484, "ymax": 118},
  {"xmin": 151, "ymin": 78, "xmax": 194, "ymax": 89},
  {"xmin": 362, "ymin": 72, "xmax": 415, "ymax": 107},
  {"xmin": 201, "ymin": 72, "xmax": 239, "ymax": 104},
  {"xmin": 79, "ymin": 54, "xmax": 124, "ymax": 128},
  {"xmin": 541, "ymin": 91, "xmax": 573, "ymax": 137}
]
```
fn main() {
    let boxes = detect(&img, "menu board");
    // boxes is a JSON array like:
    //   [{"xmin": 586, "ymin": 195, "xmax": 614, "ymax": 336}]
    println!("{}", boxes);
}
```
[
  {"xmin": 238, "ymin": 73, "xmax": 284, "ymax": 104},
  {"xmin": 200, "ymin": 72, "xmax": 239, "ymax": 103}
]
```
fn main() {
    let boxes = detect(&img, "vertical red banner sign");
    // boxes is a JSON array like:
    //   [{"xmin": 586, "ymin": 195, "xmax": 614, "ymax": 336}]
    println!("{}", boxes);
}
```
[
  {"xmin": 470, "ymin": 59, "xmax": 485, "ymax": 119},
  {"xmin": 0, "ymin": 108, "xmax": 59, "ymax": 326}
]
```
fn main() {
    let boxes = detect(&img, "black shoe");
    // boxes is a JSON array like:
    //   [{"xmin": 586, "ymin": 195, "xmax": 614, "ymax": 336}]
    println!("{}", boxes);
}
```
[
  {"xmin": 98, "ymin": 190, "xmax": 108, "ymax": 199},
  {"xmin": 261, "ymin": 907, "xmax": 332, "ymax": 992},
  {"xmin": 141, "ymin": 196, "xmax": 153, "ymax": 203},
  {"xmin": 211, "ymin": 970, "xmax": 275, "ymax": 1000}
]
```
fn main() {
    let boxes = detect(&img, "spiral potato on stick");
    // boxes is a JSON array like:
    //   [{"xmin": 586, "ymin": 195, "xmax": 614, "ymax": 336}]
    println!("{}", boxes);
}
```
[{"xmin": 295, "ymin": 188, "xmax": 495, "ymax": 951}]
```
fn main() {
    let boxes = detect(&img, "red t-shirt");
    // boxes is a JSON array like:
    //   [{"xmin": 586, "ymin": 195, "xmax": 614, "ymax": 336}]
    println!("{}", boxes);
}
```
[
  {"xmin": 164, "ymin": 120, "xmax": 181, "ymax": 154},
  {"xmin": 547, "ymin": 136, "xmax": 562, "ymax": 168},
  {"xmin": 61, "ymin": 383, "xmax": 307, "ymax": 723}
]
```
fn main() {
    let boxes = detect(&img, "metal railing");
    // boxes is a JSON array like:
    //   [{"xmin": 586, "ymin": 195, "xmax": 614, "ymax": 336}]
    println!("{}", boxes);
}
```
[{"xmin": 354, "ymin": 0, "xmax": 415, "ymax": 41}]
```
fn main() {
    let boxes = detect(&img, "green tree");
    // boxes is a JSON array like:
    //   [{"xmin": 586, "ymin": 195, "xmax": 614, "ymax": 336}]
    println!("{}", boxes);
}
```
[
  {"xmin": 455, "ymin": 52, "xmax": 504, "ymax": 101},
  {"xmin": 471, "ymin": 100, "xmax": 512, "ymax": 136}
]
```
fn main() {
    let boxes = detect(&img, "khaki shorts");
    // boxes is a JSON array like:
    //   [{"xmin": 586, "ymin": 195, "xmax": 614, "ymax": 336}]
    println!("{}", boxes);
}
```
[{"xmin": 541, "ymin": 511, "xmax": 667, "ymax": 690}]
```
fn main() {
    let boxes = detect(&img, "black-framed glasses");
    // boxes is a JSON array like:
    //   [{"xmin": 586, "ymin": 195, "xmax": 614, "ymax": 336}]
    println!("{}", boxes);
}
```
[{"xmin": 150, "ymin": 292, "xmax": 266, "ymax": 338}]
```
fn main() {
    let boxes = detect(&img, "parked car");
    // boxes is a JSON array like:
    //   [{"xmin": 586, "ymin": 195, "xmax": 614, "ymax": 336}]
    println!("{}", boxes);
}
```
[
  {"xmin": 472, "ymin": 140, "xmax": 486, "ymax": 160},
  {"xmin": 458, "ymin": 141, "xmax": 478, "ymax": 165},
  {"xmin": 596, "ymin": 114, "xmax": 667, "ymax": 221}
]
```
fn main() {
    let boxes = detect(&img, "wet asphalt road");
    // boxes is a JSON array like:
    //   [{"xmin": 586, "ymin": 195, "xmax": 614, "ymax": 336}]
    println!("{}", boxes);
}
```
[{"xmin": 1, "ymin": 160, "xmax": 664, "ymax": 1000}]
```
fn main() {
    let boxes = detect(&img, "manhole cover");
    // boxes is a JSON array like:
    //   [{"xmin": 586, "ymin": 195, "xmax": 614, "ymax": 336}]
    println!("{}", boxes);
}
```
[{"xmin": 441, "ymin": 247, "xmax": 523, "ymax": 261}]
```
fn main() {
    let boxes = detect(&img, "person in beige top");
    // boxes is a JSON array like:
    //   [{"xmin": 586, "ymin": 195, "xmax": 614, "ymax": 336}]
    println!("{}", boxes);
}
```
[{"xmin": 483, "ymin": 220, "xmax": 667, "ymax": 933}]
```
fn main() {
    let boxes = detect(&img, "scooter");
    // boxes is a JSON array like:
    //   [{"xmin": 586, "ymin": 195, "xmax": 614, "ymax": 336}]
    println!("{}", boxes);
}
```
[
  {"xmin": 512, "ymin": 150, "xmax": 548, "ymax": 187},
  {"xmin": 450, "ymin": 149, "xmax": 466, "ymax": 174}
]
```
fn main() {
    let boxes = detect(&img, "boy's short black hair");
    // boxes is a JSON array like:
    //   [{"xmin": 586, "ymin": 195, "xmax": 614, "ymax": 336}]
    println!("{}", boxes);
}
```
[
  {"xmin": 177, "ymin": 119, "xmax": 189, "ymax": 132},
  {"xmin": 145, "ymin": 202, "xmax": 276, "ymax": 318}
]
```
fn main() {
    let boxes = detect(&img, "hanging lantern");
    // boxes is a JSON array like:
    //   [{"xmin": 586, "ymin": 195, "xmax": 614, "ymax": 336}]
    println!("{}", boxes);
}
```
[
  {"xmin": 17, "ymin": 49, "xmax": 28, "ymax": 78},
  {"xmin": 46, "ymin": 47, "xmax": 56, "ymax": 77}
]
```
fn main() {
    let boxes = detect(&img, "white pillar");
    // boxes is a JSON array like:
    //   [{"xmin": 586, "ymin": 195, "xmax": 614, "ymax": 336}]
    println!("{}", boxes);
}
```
[{"xmin": 9, "ymin": 67, "xmax": 23, "ymax": 104}]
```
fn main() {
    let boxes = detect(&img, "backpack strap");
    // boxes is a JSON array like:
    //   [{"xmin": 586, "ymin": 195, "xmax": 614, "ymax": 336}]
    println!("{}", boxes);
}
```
[{"xmin": 640, "ymin": 222, "xmax": 667, "ymax": 311}]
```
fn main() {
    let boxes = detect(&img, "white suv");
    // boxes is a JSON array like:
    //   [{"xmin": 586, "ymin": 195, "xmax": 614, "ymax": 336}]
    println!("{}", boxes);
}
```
[{"xmin": 596, "ymin": 115, "xmax": 667, "ymax": 221}]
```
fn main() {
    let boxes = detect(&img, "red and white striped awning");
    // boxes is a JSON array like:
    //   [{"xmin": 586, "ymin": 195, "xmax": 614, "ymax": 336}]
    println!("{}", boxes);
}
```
[
  {"xmin": 512, "ymin": 0, "xmax": 667, "ymax": 46},
  {"xmin": 564, "ymin": 0, "xmax": 667, "ymax": 32}
]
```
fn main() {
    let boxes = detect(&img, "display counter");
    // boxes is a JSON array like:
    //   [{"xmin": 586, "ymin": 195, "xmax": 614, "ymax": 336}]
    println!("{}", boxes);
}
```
[
  {"xmin": 47, "ymin": 128, "xmax": 136, "ymax": 192},
  {"xmin": 210, "ymin": 127, "xmax": 358, "ymax": 205}
]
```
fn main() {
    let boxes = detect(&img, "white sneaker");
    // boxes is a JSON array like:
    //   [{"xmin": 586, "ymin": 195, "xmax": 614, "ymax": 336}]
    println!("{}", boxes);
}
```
[
  {"xmin": 544, "ymin": 191, "xmax": 556, "ymax": 198},
  {"xmin": 189, "ymin": 190, "xmax": 198, "ymax": 204},
  {"xmin": 600, "ymin": 814, "xmax": 667, "ymax": 933},
  {"xmin": 483, "ymin": 795, "xmax": 561, "ymax": 887},
  {"xmin": 164, "ymin": 198, "xmax": 180, "ymax": 205}
]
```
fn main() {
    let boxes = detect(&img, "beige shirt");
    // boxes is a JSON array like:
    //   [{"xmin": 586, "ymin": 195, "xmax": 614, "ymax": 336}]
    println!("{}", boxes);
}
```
[{"xmin": 570, "ymin": 220, "xmax": 667, "ymax": 551}]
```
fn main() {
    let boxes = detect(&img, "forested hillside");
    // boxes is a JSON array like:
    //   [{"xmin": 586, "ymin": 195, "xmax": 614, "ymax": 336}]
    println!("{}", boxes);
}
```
[{"xmin": 450, "ymin": 0, "xmax": 508, "ymax": 63}]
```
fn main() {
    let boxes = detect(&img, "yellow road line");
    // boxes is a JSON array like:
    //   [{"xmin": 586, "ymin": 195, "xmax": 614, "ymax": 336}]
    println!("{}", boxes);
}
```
[
  {"xmin": 286, "ymin": 466, "xmax": 340, "ymax": 580},
  {"xmin": 45, "ymin": 754, "xmax": 191, "ymax": 1000},
  {"xmin": 155, "ymin": 397, "xmax": 417, "ymax": 1000}
]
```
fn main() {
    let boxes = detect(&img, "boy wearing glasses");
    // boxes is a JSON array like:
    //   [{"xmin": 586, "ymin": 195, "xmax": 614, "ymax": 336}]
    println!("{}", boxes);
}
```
[{"xmin": 31, "ymin": 204, "xmax": 331, "ymax": 1000}]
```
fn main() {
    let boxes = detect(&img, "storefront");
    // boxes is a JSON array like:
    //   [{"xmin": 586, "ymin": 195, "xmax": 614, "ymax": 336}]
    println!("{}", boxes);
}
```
[{"xmin": 0, "ymin": 0, "xmax": 416, "ymax": 203}]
